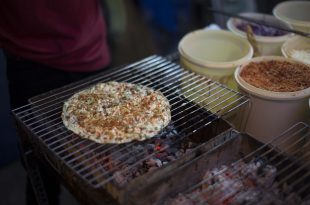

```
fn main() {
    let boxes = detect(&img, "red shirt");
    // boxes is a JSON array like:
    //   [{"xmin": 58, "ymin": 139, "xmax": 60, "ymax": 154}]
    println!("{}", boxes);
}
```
[{"xmin": 0, "ymin": 0, "xmax": 110, "ymax": 72}]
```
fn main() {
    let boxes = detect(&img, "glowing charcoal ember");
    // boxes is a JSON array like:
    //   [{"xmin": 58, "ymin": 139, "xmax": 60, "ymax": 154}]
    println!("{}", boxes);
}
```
[{"xmin": 95, "ymin": 126, "xmax": 200, "ymax": 187}]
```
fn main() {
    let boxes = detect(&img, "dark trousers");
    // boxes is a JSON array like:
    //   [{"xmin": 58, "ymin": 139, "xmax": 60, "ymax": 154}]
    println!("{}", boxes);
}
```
[{"xmin": 6, "ymin": 55, "xmax": 106, "ymax": 205}]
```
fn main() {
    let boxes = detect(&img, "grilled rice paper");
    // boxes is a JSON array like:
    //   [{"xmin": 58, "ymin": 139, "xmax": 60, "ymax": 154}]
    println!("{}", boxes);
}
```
[{"xmin": 62, "ymin": 81, "xmax": 171, "ymax": 144}]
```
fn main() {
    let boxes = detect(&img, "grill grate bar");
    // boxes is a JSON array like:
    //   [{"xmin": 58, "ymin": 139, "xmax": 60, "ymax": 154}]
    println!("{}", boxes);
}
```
[
  {"xmin": 209, "ymin": 148, "xmax": 310, "ymax": 205},
  {"xmin": 182, "ymin": 123, "xmax": 310, "ymax": 204},
  {"xmin": 213, "ymin": 94, "xmax": 246, "ymax": 117},
  {"xmin": 44, "ymin": 69, "xmax": 211, "ymax": 167},
  {"xmin": 47, "ymin": 133, "xmax": 75, "ymax": 149},
  {"xmin": 34, "ymin": 123, "xmax": 69, "ymax": 142},
  {"xmin": 30, "ymin": 74, "xmax": 220, "ymax": 141},
  {"xmin": 27, "ymin": 62, "xmax": 199, "ymax": 137},
  {"xmin": 276, "ymin": 147, "xmax": 310, "ymax": 185},
  {"xmin": 283, "ymin": 163, "xmax": 310, "ymax": 197},
  {"xmin": 57, "ymin": 135, "xmax": 124, "ymax": 159},
  {"xmin": 26, "ymin": 109, "xmax": 64, "ymax": 128},
  {"xmin": 66, "ymin": 79, "xmax": 232, "ymax": 174},
  {"xmin": 53, "ymin": 138, "xmax": 89, "ymax": 154},
  {"xmin": 16, "ymin": 54, "xmax": 242, "ymax": 140},
  {"xmin": 13, "ymin": 55, "xmax": 161, "ymax": 116},
  {"xmin": 258, "ymin": 134, "xmax": 309, "ymax": 188},
  {"xmin": 59, "ymin": 75, "xmax": 213, "ymax": 165},
  {"xmin": 33, "ymin": 121, "xmax": 64, "ymax": 136},
  {"xmin": 83, "ymin": 105, "xmax": 220, "ymax": 179},
  {"xmin": 187, "ymin": 122, "xmax": 308, "ymax": 191},
  {"xmin": 296, "ymin": 178, "xmax": 310, "ymax": 196},
  {"xmin": 22, "ymin": 62, "xmax": 190, "ymax": 135},
  {"xmin": 190, "ymin": 164, "xmax": 295, "ymax": 204},
  {"xmin": 12, "ymin": 55, "xmax": 251, "ymax": 193},
  {"xmin": 92, "ymin": 116, "xmax": 219, "ymax": 188},
  {"xmin": 85, "ymin": 94, "xmax": 242, "ymax": 185},
  {"xmin": 73, "ymin": 90, "xmax": 220, "ymax": 175},
  {"xmin": 67, "ymin": 144, "xmax": 112, "ymax": 169},
  {"xmin": 18, "ymin": 56, "xmax": 172, "ymax": 123},
  {"xmin": 72, "ymin": 143, "xmax": 129, "ymax": 173},
  {"xmin": 61, "ymin": 78, "xmax": 243, "ymax": 184},
  {"xmin": 18, "ymin": 56, "xmax": 172, "ymax": 121},
  {"xmin": 56, "ymin": 139, "xmax": 97, "ymax": 158},
  {"xmin": 48, "ymin": 135, "xmax": 80, "ymax": 150},
  {"xmin": 22, "ymin": 61, "xmax": 186, "ymax": 135},
  {"xmin": 43, "ymin": 129, "xmax": 71, "ymax": 144},
  {"xmin": 172, "ymin": 92, "xmax": 241, "ymax": 129},
  {"xmin": 27, "ymin": 63, "xmax": 194, "ymax": 139}
]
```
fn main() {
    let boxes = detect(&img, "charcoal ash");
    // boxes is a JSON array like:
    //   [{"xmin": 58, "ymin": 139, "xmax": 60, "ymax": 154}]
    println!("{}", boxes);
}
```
[
  {"xmin": 167, "ymin": 194, "xmax": 194, "ymax": 205},
  {"xmin": 167, "ymin": 159, "xmax": 304, "ymax": 205},
  {"xmin": 231, "ymin": 188, "xmax": 284, "ymax": 205}
]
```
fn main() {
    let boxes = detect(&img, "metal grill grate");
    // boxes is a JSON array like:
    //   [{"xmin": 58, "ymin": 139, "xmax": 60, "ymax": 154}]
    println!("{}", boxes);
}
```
[
  {"xmin": 163, "ymin": 122, "xmax": 310, "ymax": 205},
  {"xmin": 12, "ymin": 55, "xmax": 249, "ymax": 193}
]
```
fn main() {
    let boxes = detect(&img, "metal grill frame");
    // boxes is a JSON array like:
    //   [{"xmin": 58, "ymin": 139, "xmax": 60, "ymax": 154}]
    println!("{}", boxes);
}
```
[{"xmin": 12, "ymin": 55, "xmax": 250, "ymax": 204}]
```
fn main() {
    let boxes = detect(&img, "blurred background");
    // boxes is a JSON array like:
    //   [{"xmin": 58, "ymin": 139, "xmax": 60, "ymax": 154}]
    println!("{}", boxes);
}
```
[{"xmin": 0, "ymin": 0, "xmax": 305, "ymax": 204}]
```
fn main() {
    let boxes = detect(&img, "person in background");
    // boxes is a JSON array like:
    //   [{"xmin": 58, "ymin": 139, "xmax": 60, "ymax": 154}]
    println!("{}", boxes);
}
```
[
  {"xmin": 136, "ymin": 0, "xmax": 192, "ymax": 54},
  {"xmin": 0, "ymin": 0, "xmax": 111, "ymax": 204}
]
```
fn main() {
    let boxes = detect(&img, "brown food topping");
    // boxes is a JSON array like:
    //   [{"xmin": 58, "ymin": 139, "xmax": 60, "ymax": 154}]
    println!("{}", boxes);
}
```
[
  {"xmin": 240, "ymin": 60, "xmax": 310, "ymax": 92},
  {"xmin": 62, "ymin": 82, "xmax": 171, "ymax": 143}
]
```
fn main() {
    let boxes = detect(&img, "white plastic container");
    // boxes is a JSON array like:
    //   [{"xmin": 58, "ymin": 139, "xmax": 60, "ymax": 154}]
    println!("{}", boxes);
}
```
[
  {"xmin": 178, "ymin": 29, "xmax": 253, "ymax": 90},
  {"xmin": 281, "ymin": 35, "xmax": 310, "ymax": 65},
  {"xmin": 273, "ymin": 1, "xmax": 310, "ymax": 33},
  {"xmin": 234, "ymin": 56, "xmax": 310, "ymax": 151},
  {"xmin": 227, "ymin": 12, "xmax": 292, "ymax": 56}
]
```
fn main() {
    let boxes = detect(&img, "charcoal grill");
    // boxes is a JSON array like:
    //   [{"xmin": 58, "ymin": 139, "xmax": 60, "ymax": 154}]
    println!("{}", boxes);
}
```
[
  {"xmin": 12, "ymin": 55, "xmax": 250, "ymax": 205},
  {"xmin": 136, "ymin": 122, "xmax": 309, "ymax": 205}
]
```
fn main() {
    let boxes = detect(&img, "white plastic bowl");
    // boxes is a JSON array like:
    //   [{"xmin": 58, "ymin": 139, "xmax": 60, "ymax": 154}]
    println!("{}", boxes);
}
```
[
  {"xmin": 282, "ymin": 35, "xmax": 310, "ymax": 65},
  {"xmin": 273, "ymin": 1, "xmax": 310, "ymax": 33},
  {"xmin": 227, "ymin": 12, "xmax": 292, "ymax": 56},
  {"xmin": 178, "ymin": 29, "xmax": 253, "ymax": 90},
  {"xmin": 235, "ymin": 56, "xmax": 310, "ymax": 150}
]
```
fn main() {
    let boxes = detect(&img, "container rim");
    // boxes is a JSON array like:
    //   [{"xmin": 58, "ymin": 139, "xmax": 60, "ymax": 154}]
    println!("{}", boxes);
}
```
[
  {"xmin": 178, "ymin": 29, "xmax": 253, "ymax": 69},
  {"xmin": 234, "ymin": 56, "xmax": 310, "ymax": 100},
  {"xmin": 273, "ymin": 1, "xmax": 310, "ymax": 27},
  {"xmin": 281, "ymin": 35, "xmax": 310, "ymax": 66},
  {"xmin": 226, "ymin": 12, "xmax": 292, "ymax": 43}
]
